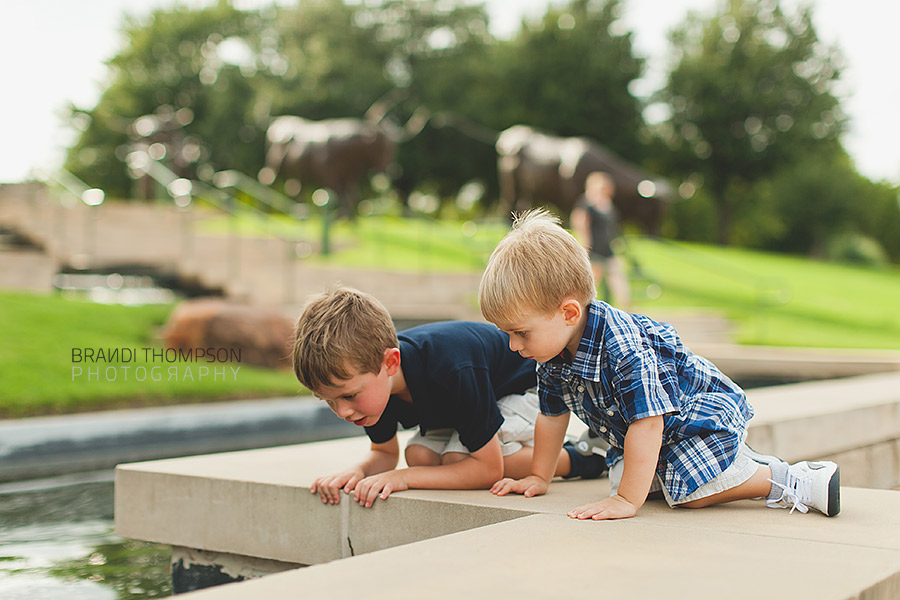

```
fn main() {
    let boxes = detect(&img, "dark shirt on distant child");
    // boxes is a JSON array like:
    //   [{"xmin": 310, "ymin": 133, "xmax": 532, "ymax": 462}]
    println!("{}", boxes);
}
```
[
  {"xmin": 364, "ymin": 321, "xmax": 536, "ymax": 452},
  {"xmin": 577, "ymin": 197, "xmax": 619, "ymax": 259}
]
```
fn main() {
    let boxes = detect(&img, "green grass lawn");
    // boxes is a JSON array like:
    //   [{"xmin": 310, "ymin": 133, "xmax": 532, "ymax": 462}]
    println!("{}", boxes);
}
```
[
  {"xmin": 197, "ymin": 208, "xmax": 508, "ymax": 272},
  {"xmin": 625, "ymin": 238, "xmax": 900, "ymax": 348},
  {"xmin": 2, "ymin": 213, "xmax": 897, "ymax": 417},
  {"xmin": 0, "ymin": 292, "xmax": 301, "ymax": 417},
  {"xmin": 214, "ymin": 209, "xmax": 897, "ymax": 350}
]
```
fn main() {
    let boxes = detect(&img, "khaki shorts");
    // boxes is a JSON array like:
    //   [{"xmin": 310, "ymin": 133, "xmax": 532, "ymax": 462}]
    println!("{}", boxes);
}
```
[
  {"xmin": 406, "ymin": 389, "xmax": 539, "ymax": 457},
  {"xmin": 608, "ymin": 442, "xmax": 761, "ymax": 507}
]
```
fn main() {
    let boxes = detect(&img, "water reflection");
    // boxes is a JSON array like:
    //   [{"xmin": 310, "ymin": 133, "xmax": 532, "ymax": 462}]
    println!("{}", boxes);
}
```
[{"xmin": 0, "ymin": 473, "xmax": 170, "ymax": 599}]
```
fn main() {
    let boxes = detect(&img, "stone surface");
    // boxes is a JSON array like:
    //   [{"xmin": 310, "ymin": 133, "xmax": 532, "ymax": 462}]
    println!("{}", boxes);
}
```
[
  {"xmin": 175, "ymin": 510, "xmax": 900, "ymax": 600},
  {"xmin": 744, "ymin": 372, "xmax": 900, "ymax": 463},
  {"xmin": 0, "ymin": 397, "xmax": 360, "ymax": 482},
  {"xmin": 114, "ymin": 372, "xmax": 900, "ymax": 599},
  {"xmin": 163, "ymin": 298, "xmax": 295, "ymax": 369}
]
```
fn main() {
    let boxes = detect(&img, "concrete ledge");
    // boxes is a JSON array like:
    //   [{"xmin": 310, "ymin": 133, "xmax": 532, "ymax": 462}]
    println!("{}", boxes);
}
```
[
  {"xmin": 114, "ymin": 373, "xmax": 900, "ymax": 598},
  {"xmin": 173, "ymin": 508, "xmax": 900, "ymax": 600},
  {"xmin": 694, "ymin": 343, "xmax": 900, "ymax": 384},
  {"xmin": 746, "ymin": 372, "xmax": 900, "ymax": 489},
  {"xmin": 0, "ymin": 397, "xmax": 360, "ymax": 482}
]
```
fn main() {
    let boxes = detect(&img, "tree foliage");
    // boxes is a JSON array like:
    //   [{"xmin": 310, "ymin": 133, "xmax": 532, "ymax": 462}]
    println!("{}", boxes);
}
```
[
  {"xmin": 65, "ymin": 3, "xmax": 267, "ymax": 196},
  {"xmin": 495, "ymin": 0, "xmax": 645, "ymax": 162},
  {"xmin": 60, "ymin": 0, "xmax": 897, "ymax": 263},
  {"xmin": 63, "ymin": 0, "xmax": 646, "ymax": 206},
  {"xmin": 653, "ymin": 0, "xmax": 846, "ymax": 244}
]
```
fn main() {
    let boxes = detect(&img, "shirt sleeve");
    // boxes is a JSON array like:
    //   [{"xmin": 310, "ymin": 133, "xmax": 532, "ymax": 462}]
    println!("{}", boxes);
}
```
[
  {"xmin": 451, "ymin": 366, "xmax": 505, "ymax": 453},
  {"xmin": 612, "ymin": 349, "xmax": 681, "ymax": 424},
  {"xmin": 537, "ymin": 367, "xmax": 571, "ymax": 417},
  {"xmin": 364, "ymin": 401, "xmax": 399, "ymax": 444}
]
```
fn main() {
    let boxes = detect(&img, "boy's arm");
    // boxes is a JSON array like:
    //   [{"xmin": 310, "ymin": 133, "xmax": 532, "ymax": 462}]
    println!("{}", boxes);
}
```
[
  {"xmin": 310, "ymin": 437, "xmax": 400, "ymax": 504},
  {"xmin": 351, "ymin": 435, "xmax": 505, "ymax": 508},
  {"xmin": 568, "ymin": 415, "xmax": 663, "ymax": 520},
  {"xmin": 491, "ymin": 412, "xmax": 570, "ymax": 498}
]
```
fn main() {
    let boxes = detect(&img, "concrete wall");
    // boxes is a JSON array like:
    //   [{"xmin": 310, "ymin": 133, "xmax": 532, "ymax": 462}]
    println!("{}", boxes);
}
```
[{"xmin": 114, "ymin": 373, "xmax": 900, "ymax": 598}]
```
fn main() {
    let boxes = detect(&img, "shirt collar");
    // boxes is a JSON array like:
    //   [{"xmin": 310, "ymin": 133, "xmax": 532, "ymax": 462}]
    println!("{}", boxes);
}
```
[{"xmin": 568, "ymin": 300, "xmax": 605, "ymax": 381}]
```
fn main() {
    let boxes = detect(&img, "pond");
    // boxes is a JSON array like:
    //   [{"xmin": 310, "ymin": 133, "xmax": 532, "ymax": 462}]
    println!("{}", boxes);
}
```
[{"xmin": 0, "ymin": 471, "xmax": 171, "ymax": 600}]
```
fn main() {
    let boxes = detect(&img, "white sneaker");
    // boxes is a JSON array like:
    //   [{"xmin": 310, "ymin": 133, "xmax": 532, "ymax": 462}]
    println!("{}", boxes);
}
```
[
  {"xmin": 571, "ymin": 430, "xmax": 609, "ymax": 457},
  {"xmin": 767, "ymin": 461, "xmax": 841, "ymax": 517}
]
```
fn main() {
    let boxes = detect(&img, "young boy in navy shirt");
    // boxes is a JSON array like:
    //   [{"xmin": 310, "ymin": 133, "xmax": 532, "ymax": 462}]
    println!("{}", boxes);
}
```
[
  {"xmin": 479, "ymin": 209, "xmax": 840, "ymax": 519},
  {"xmin": 291, "ymin": 286, "xmax": 605, "ymax": 508}
]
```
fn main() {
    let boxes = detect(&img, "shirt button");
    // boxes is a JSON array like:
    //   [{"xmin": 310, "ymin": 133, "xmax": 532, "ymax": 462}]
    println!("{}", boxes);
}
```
[
  {"xmin": 599, "ymin": 426, "xmax": 608, "ymax": 433},
  {"xmin": 577, "ymin": 385, "xmax": 585, "ymax": 393},
  {"xmin": 607, "ymin": 409, "xmax": 614, "ymax": 416}
]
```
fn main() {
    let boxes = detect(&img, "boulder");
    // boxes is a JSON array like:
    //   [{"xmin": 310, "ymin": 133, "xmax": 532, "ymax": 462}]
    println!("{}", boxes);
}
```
[{"xmin": 164, "ymin": 298, "xmax": 295, "ymax": 369}]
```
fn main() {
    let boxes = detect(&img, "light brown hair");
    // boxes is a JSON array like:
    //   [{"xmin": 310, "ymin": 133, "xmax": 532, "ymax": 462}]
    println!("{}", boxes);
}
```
[
  {"xmin": 292, "ymin": 286, "xmax": 398, "ymax": 392},
  {"xmin": 479, "ymin": 208, "xmax": 595, "ymax": 326}
]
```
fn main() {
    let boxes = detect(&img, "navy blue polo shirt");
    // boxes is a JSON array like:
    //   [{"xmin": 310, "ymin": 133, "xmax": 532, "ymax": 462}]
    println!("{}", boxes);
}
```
[{"xmin": 364, "ymin": 321, "xmax": 536, "ymax": 452}]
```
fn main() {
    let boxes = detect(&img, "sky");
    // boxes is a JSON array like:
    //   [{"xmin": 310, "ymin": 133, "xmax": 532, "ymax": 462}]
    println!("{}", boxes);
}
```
[{"xmin": 1, "ymin": 0, "xmax": 898, "ymax": 185}]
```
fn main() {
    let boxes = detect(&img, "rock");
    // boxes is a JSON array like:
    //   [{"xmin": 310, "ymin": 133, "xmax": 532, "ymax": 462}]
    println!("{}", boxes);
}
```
[{"xmin": 164, "ymin": 298, "xmax": 294, "ymax": 369}]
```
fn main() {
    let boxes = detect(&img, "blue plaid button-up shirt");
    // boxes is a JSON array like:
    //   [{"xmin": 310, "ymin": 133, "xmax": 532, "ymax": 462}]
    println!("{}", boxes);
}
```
[{"xmin": 538, "ymin": 300, "xmax": 753, "ymax": 501}]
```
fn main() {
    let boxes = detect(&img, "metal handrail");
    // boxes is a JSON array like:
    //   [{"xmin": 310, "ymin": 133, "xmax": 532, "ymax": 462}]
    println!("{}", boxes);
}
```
[
  {"xmin": 211, "ymin": 169, "xmax": 302, "ymax": 219},
  {"xmin": 43, "ymin": 169, "xmax": 105, "ymax": 207},
  {"xmin": 128, "ymin": 151, "xmax": 308, "ymax": 303}
]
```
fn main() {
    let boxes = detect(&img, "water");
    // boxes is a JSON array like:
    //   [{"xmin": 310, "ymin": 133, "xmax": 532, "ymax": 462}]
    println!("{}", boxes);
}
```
[{"xmin": 0, "ymin": 472, "xmax": 171, "ymax": 600}]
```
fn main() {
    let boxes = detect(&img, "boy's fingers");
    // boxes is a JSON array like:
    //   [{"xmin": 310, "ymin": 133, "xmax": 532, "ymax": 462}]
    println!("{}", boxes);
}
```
[
  {"xmin": 345, "ymin": 473, "xmax": 363, "ymax": 492},
  {"xmin": 492, "ymin": 480, "xmax": 513, "ymax": 495},
  {"xmin": 364, "ymin": 484, "xmax": 382, "ymax": 507}
]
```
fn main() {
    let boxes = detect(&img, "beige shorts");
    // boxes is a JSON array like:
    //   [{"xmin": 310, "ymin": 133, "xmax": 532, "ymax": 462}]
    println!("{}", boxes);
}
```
[
  {"xmin": 406, "ymin": 389, "xmax": 539, "ymax": 457},
  {"xmin": 608, "ymin": 442, "xmax": 761, "ymax": 507}
]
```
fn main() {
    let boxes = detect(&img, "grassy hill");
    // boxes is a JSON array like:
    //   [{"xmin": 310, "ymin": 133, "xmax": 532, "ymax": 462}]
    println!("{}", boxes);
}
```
[{"xmin": 0, "ymin": 292, "xmax": 300, "ymax": 417}]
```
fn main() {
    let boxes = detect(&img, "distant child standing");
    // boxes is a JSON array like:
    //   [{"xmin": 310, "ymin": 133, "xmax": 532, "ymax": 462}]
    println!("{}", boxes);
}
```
[
  {"xmin": 571, "ymin": 171, "xmax": 630, "ymax": 309},
  {"xmin": 479, "ymin": 209, "xmax": 840, "ymax": 520}
]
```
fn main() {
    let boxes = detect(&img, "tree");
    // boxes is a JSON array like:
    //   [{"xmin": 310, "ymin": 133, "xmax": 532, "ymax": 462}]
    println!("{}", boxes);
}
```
[
  {"xmin": 653, "ymin": 0, "xmax": 846, "ymax": 244},
  {"xmin": 64, "ymin": 3, "xmax": 267, "ymax": 197},
  {"xmin": 63, "ymin": 0, "xmax": 649, "ymax": 214},
  {"xmin": 495, "ymin": 0, "xmax": 646, "ymax": 163},
  {"xmin": 756, "ymin": 149, "xmax": 862, "ymax": 256},
  {"xmin": 347, "ymin": 0, "xmax": 500, "ymax": 203}
]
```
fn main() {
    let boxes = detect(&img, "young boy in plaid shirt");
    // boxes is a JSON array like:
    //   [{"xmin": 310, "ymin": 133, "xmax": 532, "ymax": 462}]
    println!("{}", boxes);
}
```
[{"xmin": 479, "ymin": 209, "xmax": 840, "ymax": 519}]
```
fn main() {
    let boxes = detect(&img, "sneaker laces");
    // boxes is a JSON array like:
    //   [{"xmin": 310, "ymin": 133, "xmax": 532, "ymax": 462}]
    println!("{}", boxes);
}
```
[{"xmin": 767, "ymin": 471, "xmax": 811, "ymax": 514}]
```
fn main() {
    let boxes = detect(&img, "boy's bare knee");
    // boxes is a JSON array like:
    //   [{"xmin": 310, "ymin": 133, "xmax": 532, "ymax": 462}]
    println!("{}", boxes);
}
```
[{"xmin": 405, "ymin": 444, "xmax": 440, "ymax": 467}]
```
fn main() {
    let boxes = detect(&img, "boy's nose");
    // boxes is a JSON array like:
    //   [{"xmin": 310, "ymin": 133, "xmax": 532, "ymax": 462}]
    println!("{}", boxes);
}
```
[
  {"xmin": 334, "ymin": 402, "xmax": 354, "ymax": 418},
  {"xmin": 509, "ymin": 338, "xmax": 522, "ymax": 352}
]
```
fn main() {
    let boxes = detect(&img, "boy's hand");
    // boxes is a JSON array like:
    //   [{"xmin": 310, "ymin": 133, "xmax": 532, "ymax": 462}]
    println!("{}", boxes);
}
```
[
  {"xmin": 567, "ymin": 494, "xmax": 637, "ymax": 520},
  {"xmin": 490, "ymin": 475, "xmax": 549, "ymax": 498},
  {"xmin": 353, "ymin": 471, "xmax": 409, "ymax": 507},
  {"xmin": 310, "ymin": 469, "xmax": 365, "ymax": 505}
]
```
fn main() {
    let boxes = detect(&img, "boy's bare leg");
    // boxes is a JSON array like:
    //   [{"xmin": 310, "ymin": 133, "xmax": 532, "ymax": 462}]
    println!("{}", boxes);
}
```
[
  {"xmin": 405, "ymin": 444, "xmax": 442, "ymax": 467},
  {"xmin": 678, "ymin": 465, "xmax": 772, "ymax": 509},
  {"xmin": 441, "ymin": 452, "xmax": 467, "ymax": 466},
  {"xmin": 502, "ymin": 447, "xmax": 571, "ymax": 479}
]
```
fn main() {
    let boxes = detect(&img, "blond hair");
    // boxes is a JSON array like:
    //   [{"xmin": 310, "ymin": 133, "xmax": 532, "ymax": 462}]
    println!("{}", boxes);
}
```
[
  {"xmin": 292, "ymin": 287, "xmax": 398, "ymax": 392},
  {"xmin": 479, "ymin": 209, "xmax": 595, "ymax": 326}
]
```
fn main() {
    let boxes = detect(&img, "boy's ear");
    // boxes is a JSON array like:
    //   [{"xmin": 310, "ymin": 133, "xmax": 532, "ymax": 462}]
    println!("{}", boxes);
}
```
[
  {"xmin": 560, "ymin": 298, "xmax": 583, "ymax": 326},
  {"xmin": 382, "ymin": 347, "xmax": 401, "ymax": 375}
]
